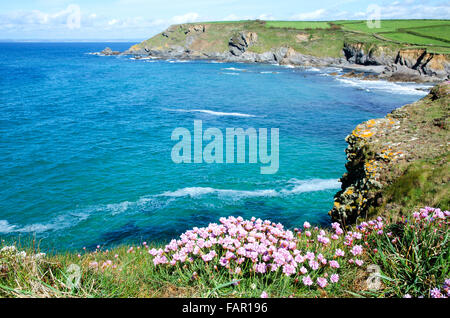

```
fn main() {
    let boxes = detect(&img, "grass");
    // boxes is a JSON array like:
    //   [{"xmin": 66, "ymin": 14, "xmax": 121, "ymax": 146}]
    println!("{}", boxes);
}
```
[
  {"xmin": 379, "ymin": 154, "xmax": 450, "ymax": 222},
  {"xmin": 335, "ymin": 19, "xmax": 450, "ymax": 34},
  {"xmin": 0, "ymin": 209, "xmax": 447, "ymax": 298},
  {"xmin": 367, "ymin": 210, "xmax": 449, "ymax": 297},
  {"xmin": 380, "ymin": 31, "xmax": 450, "ymax": 46},
  {"xmin": 409, "ymin": 26, "xmax": 450, "ymax": 43},
  {"xmin": 265, "ymin": 21, "xmax": 332, "ymax": 30}
]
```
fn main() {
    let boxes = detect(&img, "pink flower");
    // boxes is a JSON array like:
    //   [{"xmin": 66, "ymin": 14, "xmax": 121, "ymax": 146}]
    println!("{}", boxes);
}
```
[
  {"xmin": 329, "ymin": 260, "xmax": 340, "ymax": 269},
  {"xmin": 351, "ymin": 245, "xmax": 363, "ymax": 256},
  {"xmin": 260, "ymin": 291, "xmax": 268, "ymax": 298},
  {"xmin": 355, "ymin": 259, "xmax": 364, "ymax": 267},
  {"xmin": 303, "ymin": 275, "xmax": 313, "ymax": 286},
  {"xmin": 335, "ymin": 249, "xmax": 345, "ymax": 257},
  {"xmin": 303, "ymin": 221, "xmax": 311, "ymax": 229},
  {"xmin": 317, "ymin": 277, "xmax": 328, "ymax": 288},
  {"xmin": 300, "ymin": 266, "xmax": 307, "ymax": 274},
  {"xmin": 330, "ymin": 274, "xmax": 339, "ymax": 283},
  {"xmin": 255, "ymin": 262, "xmax": 267, "ymax": 274}
]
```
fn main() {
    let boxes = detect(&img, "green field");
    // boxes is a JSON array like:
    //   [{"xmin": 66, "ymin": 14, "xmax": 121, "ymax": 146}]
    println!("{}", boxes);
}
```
[
  {"xmin": 265, "ymin": 21, "xmax": 332, "ymax": 29},
  {"xmin": 409, "ymin": 26, "xmax": 450, "ymax": 42},
  {"xmin": 380, "ymin": 31, "xmax": 450, "ymax": 46},
  {"xmin": 335, "ymin": 19, "xmax": 449, "ymax": 34}
]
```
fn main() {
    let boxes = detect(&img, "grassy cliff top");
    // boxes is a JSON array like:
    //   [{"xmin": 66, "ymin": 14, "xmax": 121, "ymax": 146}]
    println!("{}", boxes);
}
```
[{"xmin": 132, "ymin": 19, "xmax": 450, "ymax": 56}]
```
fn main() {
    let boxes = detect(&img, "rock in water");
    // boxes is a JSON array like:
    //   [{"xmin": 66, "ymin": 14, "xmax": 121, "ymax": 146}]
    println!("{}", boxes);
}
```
[{"xmin": 101, "ymin": 47, "xmax": 120, "ymax": 56}]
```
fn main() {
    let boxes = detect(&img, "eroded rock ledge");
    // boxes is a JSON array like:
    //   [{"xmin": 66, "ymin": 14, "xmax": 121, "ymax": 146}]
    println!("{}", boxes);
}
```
[{"xmin": 329, "ymin": 82, "xmax": 449, "ymax": 225}]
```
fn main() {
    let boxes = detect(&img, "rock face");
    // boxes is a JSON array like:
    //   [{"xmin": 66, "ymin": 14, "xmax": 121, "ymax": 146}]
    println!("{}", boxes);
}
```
[
  {"xmin": 394, "ymin": 49, "xmax": 450, "ymax": 78},
  {"xmin": 343, "ymin": 43, "xmax": 449, "ymax": 81},
  {"xmin": 329, "ymin": 82, "xmax": 450, "ymax": 225},
  {"xmin": 123, "ymin": 23, "xmax": 449, "ymax": 82},
  {"xmin": 228, "ymin": 32, "xmax": 258, "ymax": 56},
  {"xmin": 343, "ymin": 42, "xmax": 397, "ymax": 66}
]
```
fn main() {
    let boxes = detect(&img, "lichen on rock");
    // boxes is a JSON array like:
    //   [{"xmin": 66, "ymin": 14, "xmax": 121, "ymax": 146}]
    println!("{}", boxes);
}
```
[{"xmin": 330, "ymin": 81, "xmax": 449, "ymax": 225}]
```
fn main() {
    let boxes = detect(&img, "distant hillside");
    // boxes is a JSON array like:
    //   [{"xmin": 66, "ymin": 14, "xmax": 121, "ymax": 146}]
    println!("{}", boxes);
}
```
[
  {"xmin": 130, "ymin": 19, "xmax": 450, "ymax": 56},
  {"xmin": 125, "ymin": 20, "xmax": 449, "ymax": 81}
]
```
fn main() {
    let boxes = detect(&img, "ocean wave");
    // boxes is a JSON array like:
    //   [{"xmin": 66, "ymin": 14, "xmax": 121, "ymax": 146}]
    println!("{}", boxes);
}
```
[
  {"xmin": 0, "ymin": 212, "xmax": 90, "ymax": 234},
  {"xmin": 159, "ymin": 178, "xmax": 340, "ymax": 199},
  {"xmin": 0, "ymin": 179, "xmax": 340, "ymax": 234},
  {"xmin": 221, "ymin": 72, "xmax": 240, "ymax": 76},
  {"xmin": 222, "ymin": 67, "xmax": 246, "ymax": 72},
  {"xmin": 158, "ymin": 187, "xmax": 279, "ymax": 198},
  {"xmin": 281, "ymin": 178, "xmax": 341, "ymax": 194},
  {"xmin": 336, "ymin": 77, "xmax": 431, "ymax": 95},
  {"xmin": 167, "ymin": 108, "xmax": 257, "ymax": 117},
  {"xmin": 168, "ymin": 59, "xmax": 189, "ymax": 63}
]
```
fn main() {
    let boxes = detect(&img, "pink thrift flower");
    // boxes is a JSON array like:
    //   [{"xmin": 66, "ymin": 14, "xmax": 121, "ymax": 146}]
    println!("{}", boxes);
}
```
[
  {"xmin": 335, "ymin": 249, "xmax": 345, "ymax": 257},
  {"xmin": 329, "ymin": 260, "xmax": 340, "ymax": 268},
  {"xmin": 355, "ymin": 259, "xmax": 364, "ymax": 266},
  {"xmin": 330, "ymin": 274, "xmax": 339, "ymax": 283},
  {"xmin": 303, "ymin": 275, "xmax": 313, "ymax": 286},
  {"xmin": 351, "ymin": 245, "xmax": 363, "ymax": 256},
  {"xmin": 260, "ymin": 291, "xmax": 268, "ymax": 298},
  {"xmin": 317, "ymin": 277, "xmax": 328, "ymax": 288}
]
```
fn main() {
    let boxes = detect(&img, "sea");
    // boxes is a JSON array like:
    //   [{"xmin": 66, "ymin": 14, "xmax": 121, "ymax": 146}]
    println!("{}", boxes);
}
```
[{"xmin": 0, "ymin": 42, "xmax": 431, "ymax": 251}]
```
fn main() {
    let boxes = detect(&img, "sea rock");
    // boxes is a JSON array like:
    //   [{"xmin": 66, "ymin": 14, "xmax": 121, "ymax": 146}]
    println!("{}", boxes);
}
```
[{"xmin": 101, "ymin": 47, "xmax": 120, "ymax": 56}]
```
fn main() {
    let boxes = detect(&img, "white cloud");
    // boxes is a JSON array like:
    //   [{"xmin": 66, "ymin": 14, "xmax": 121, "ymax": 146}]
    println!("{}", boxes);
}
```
[
  {"xmin": 170, "ymin": 12, "xmax": 200, "ymax": 24},
  {"xmin": 291, "ymin": 9, "xmax": 327, "ymax": 21}
]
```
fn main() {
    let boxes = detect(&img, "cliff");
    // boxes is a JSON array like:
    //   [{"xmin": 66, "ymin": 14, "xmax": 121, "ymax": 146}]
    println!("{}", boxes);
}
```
[
  {"xmin": 330, "ymin": 82, "xmax": 449, "ymax": 225},
  {"xmin": 125, "ymin": 21, "xmax": 450, "ymax": 81}
]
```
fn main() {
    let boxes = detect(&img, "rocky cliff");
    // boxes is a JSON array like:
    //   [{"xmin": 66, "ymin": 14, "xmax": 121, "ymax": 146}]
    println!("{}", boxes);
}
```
[
  {"xmin": 125, "ymin": 21, "xmax": 450, "ymax": 81},
  {"xmin": 329, "ymin": 82, "xmax": 449, "ymax": 225}
]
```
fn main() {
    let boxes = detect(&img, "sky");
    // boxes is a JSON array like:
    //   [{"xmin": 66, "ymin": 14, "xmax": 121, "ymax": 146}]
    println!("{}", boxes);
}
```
[{"xmin": 0, "ymin": 0, "xmax": 449, "ymax": 40}]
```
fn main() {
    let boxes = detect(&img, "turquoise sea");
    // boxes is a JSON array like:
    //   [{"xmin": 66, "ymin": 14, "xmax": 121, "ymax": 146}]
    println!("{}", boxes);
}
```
[{"xmin": 0, "ymin": 42, "xmax": 430, "ymax": 251}]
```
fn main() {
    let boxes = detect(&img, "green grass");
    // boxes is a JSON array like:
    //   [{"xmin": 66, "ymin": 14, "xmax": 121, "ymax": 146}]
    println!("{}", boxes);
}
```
[
  {"xmin": 265, "ymin": 21, "xmax": 332, "ymax": 30},
  {"xmin": 380, "ymin": 31, "xmax": 450, "ymax": 46},
  {"xmin": 406, "ymin": 26, "xmax": 450, "ymax": 42},
  {"xmin": 379, "ymin": 153, "xmax": 450, "ymax": 222},
  {"xmin": 336, "ymin": 19, "xmax": 450, "ymax": 34},
  {"xmin": 367, "ymin": 214, "xmax": 449, "ymax": 298}
]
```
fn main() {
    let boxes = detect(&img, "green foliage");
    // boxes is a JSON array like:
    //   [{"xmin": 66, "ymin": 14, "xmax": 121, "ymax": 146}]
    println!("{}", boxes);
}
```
[{"xmin": 366, "ymin": 213, "xmax": 449, "ymax": 297}]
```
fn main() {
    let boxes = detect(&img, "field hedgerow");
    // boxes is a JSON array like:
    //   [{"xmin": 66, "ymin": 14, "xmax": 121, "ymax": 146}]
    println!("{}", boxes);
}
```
[{"xmin": 0, "ymin": 207, "xmax": 448, "ymax": 298}]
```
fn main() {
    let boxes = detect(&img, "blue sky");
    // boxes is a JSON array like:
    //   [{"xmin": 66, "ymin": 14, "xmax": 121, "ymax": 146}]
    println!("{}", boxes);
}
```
[{"xmin": 0, "ymin": 0, "xmax": 449, "ymax": 40}]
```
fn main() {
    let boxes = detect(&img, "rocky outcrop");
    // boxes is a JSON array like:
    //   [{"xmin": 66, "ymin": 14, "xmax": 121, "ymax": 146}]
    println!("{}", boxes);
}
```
[
  {"xmin": 100, "ymin": 47, "xmax": 120, "ymax": 56},
  {"xmin": 343, "ymin": 43, "xmax": 395, "ymax": 66},
  {"xmin": 329, "ymin": 82, "xmax": 449, "ymax": 225},
  {"xmin": 228, "ymin": 31, "xmax": 258, "ymax": 56},
  {"xmin": 343, "ymin": 43, "xmax": 450, "ymax": 81},
  {"xmin": 394, "ymin": 49, "xmax": 450, "ymax": 78}
]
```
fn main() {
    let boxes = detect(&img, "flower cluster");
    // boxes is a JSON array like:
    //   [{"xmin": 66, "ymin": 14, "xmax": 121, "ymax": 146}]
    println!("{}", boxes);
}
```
[
  {"xmin": 147, "ymin": 216, "xmax": 373, "ymax": 289},
  {"xmin": 430, "ymin": 278, "xmax": 450, "ymax": 298}
]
